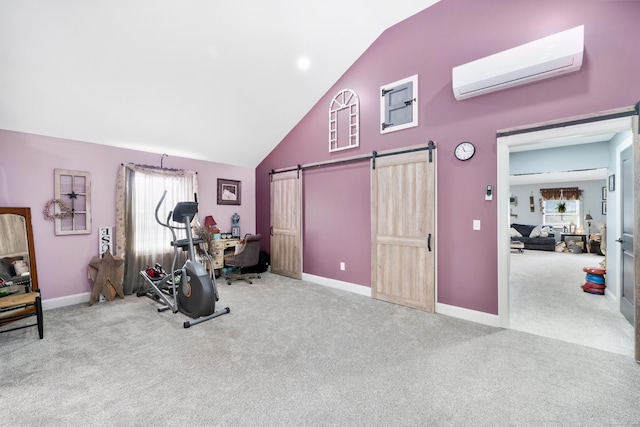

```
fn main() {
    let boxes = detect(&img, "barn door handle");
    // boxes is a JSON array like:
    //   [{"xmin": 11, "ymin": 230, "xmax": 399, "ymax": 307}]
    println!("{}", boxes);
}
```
[
  {"xmin": 270, "ymin": 226, "xmax": 273, "ymax": 236},
  {"xmin": 428, "ymin": 234, "xmax": 432, "ymax": 251}
]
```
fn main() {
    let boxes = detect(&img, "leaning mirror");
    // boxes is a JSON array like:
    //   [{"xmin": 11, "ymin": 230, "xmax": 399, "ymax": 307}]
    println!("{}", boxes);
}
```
[{"xmin": 0, "ymin": 207, "xmax": 39, "ymax": 295}]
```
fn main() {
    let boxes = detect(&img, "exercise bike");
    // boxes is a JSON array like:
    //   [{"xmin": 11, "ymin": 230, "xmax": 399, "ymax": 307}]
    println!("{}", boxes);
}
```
[{"xmin": 137, "ymin": 191, "xmax": 230, "ymax": 328}]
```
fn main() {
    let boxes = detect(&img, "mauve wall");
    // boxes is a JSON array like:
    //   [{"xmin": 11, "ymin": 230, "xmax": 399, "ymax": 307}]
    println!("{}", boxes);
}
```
[
  {"xmin": 0, "ymin": 130, "xmax": 255, "ymax": 301},
  {"xmin": 256, "ymin": 0, "xmax": 640, "ymax": 314}
]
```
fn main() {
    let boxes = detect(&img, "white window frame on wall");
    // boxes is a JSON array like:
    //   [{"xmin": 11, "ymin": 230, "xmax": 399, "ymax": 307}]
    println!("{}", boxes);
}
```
[
  {"xmin": 54, "ymin": 168, "xmax": 92, "ymax": 235},
  {"xmin": 542, "ymin": 199, "xmax": 582, "ymax": 229},
  {"xmin": 380, "ymin": 74, "xmax": 418, "ymax": 134},
  {"xmin": 329, "ymin": 88, "xmax": 359, "ymax": 153}
]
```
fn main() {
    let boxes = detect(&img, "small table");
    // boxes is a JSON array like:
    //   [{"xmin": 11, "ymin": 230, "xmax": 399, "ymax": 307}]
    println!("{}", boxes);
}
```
[{"xmin": 561, "ymin": 234, "xmax": 587, "ymax": 251}]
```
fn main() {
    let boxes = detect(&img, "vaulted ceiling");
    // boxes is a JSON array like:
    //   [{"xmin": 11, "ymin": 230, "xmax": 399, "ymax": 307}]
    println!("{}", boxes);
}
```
[{"xmin": 0, "ymin": 1, "xmax": 440, "ymax": 168}]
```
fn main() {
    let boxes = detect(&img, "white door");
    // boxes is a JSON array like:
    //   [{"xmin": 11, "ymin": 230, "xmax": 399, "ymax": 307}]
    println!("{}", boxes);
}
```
[
  {"xmin": 371, "ymin": 148, "xmax": 436, "ymax": 312},
  {"xmin": 618, "ymin": 145, "xmax": 634, "ymax": 326}
]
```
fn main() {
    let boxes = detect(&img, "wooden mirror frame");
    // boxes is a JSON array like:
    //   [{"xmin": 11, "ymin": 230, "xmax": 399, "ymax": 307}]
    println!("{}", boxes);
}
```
[{"xmin": 0, "ymin": 207, "xmax": 39, "ymax": 292}]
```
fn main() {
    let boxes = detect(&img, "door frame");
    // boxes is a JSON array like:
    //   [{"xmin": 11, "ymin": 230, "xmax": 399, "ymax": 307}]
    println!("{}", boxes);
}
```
[{"xmin": 496, "ymin": 107, "xmax": 638, "ymax": 359}]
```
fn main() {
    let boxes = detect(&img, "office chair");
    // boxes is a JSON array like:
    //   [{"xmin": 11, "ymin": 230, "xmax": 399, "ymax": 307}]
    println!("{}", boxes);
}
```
[{"xmin": 224, "ymin": 234, "xmax": 261, "ymax": 285}]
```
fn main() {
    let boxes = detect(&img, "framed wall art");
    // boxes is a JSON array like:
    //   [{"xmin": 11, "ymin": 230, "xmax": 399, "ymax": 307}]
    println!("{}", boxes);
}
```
[
  {"xmin": 217, "ymin": 179, "xmax": 241, "ymax": 205},
  {"xmin": 52, "ymin": 168, "xmax": 92, "ymax": 235}
]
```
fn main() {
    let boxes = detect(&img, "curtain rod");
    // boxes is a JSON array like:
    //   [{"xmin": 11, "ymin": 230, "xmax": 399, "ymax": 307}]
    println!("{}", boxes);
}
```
[
  {"xmin": 120, "ymin": 153, "xmax": 196, "ymax": 173},
  {"xmin": 121, "ymin": 162, "xmax": 185, "ymax": 172},
  {"xmin": 269, "ymin": 142, "xmax": 436, "ymax": 177}
]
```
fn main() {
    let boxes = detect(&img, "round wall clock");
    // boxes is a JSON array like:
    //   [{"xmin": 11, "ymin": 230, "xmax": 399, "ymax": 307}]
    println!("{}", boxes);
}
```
[{"xmin": 454, "ymin": 141, "xmax": 475, "ymax": 161}]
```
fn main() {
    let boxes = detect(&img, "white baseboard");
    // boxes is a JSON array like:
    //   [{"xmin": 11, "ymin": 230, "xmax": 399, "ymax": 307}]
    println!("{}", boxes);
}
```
[
  {"xmin": 301, "ymin": 274, "xmax": 499, "ymax": 328},
  {"xmin": 43, "ymin": 280, "xmax": 498, "ymax": 330},
  {"xmin": 436, "ymin": 302, "xmax": 501, "ymax": 328},
  {"xmin": 301, "ymin": 273, "xmax": 371, "ymax": 297},
  {"xmin": 42, "ymin": 292, "xmax": 91, "ymax": 311}
]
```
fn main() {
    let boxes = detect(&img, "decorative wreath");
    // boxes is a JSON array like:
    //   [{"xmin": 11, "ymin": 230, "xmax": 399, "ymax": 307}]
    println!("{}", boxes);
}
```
[{"xmin": 43, "ymin": 199, "xmax": 72, "ymax": 221}]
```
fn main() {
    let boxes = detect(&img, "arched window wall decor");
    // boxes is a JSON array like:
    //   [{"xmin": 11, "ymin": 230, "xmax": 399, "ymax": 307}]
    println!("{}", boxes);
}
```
[{"xmin": 329, "ymin": 89, "xmax": 359, "ymax": 153}]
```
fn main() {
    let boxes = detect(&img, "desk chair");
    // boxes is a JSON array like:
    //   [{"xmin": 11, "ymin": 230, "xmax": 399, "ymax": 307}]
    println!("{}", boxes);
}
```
[{"xmin": 224, "ymin": 234, "xmax": 261, "ymax": 285}]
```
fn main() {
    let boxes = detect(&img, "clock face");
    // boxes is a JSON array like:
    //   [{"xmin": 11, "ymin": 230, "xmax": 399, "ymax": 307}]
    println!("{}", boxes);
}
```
[{"xmin": 454, "ymin": 142, "xmax": 475, "ymax": 161}]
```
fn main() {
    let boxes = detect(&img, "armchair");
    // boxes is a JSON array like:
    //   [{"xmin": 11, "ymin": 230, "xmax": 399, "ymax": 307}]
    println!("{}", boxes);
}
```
[{"xmin": 224, "ymin": 234, "xmax": 261, "ymax": 285}]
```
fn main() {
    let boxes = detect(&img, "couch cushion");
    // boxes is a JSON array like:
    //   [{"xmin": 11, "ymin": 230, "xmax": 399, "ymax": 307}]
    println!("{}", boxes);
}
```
[
  {"xmin": 511, "ymin": 224, "xmax": 535, "ymax": 237},
  {"xmin": 510, "ymin": 227, "xmax": 522, "ymax": 237}
]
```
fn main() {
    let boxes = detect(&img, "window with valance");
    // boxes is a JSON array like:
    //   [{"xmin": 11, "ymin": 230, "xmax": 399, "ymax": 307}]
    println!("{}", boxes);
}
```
[
  {"xmin": 540, "ymin": 187, "xmax": 582, "ymax": 200},
  {"xmin": 540, "ymin": 187, "xmax": 582, "ymax": 228}
]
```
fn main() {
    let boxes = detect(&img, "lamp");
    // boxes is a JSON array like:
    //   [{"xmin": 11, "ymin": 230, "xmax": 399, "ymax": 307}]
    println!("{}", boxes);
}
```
[
  {"xmin": 585, "ymin": 212, "xmax": 593, "ymax": 236},
  {"xmin": 204, "ymin": 215, "xmax": 217, "ymax": 229}
]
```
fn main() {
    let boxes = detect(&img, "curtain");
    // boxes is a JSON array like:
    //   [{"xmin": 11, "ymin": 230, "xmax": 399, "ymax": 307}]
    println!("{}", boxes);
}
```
[
  {"xmin": 115, "ymin": 164, "xmax": 198, "ymax": 294},
  {"xmin": 540, "ymin": 187, "xmax": 582, "ymax": 200}
]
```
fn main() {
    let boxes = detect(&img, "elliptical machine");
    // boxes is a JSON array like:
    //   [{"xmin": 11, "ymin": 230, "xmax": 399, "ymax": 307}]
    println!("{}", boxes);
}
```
[{"xmin": 137, "ymin": 190, "xmax": 230, "ymax": 328}]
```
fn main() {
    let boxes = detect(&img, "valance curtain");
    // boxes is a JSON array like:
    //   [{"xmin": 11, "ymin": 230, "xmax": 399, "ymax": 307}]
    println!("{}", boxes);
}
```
[
  {"xmin": 540, "ymin": 187, "xmax": 582, "ymax": 201},
  {"xmin": 115, "ymin": 163, "xmax": 198, "ymax": 294}
]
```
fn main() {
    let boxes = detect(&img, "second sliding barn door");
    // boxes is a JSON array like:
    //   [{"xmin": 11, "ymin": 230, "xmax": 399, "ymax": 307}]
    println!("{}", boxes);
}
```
[{"xmin": 371, "ymin": 148, "xmax": 435, "ymax": 311}]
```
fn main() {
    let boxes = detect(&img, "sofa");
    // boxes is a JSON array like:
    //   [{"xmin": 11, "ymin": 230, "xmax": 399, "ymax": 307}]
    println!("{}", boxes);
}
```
[{"xmin": 510, "ymin": 223, "xmax": 556, "ymax": 251}]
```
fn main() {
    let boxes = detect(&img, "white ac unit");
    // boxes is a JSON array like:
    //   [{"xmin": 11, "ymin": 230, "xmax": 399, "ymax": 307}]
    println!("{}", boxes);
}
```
[{"xmin": 452, "ymin": 25, "xmax": 584, "ymax": 100}]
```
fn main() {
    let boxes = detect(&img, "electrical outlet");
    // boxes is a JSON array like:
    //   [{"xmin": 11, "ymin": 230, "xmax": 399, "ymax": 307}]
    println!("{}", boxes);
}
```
[{"xmin": 340, "ymin": 262, "xmax": 345, "ymax": 271}]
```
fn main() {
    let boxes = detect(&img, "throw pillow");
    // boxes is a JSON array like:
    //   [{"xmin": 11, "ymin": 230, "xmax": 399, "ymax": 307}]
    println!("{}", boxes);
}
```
[
  {"xmin": 13, "ymin": 260, "xmax": 30, "ymax": 275},
  {"xmin": 529, "ymin": 225, "xmax": 542, "ymax": 238},
  {"xmin": 510, "ymin": 227, "xmax": 522, "ymax": 238},
  {"xmin": 540, "ymin": 226, "xmax": 550, "ymax": 238}
]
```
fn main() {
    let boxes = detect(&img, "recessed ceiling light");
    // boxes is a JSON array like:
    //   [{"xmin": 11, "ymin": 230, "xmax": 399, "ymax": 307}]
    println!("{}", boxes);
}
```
[
  {"xmin": 297, "ymin": 56, "xmax": 311, "ymax": 71},
  {"xmin": 207, "ymin": 46, "xmax": 220, "ymax": 59}
]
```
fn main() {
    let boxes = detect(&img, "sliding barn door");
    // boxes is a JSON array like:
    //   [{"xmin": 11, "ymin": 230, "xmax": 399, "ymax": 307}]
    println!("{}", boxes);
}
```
[
  {"xmin": 270, "ymin": 170, "xmax": 302, "ymax": 279},
  {"xmin": 371, "ymin": 149, "xmax": 435, "ymax": 311}
]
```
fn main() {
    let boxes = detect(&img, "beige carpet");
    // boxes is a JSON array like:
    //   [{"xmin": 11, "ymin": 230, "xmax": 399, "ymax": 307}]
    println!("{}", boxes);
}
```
[
  {"xmin": 509, "ymin": 249, "xmax": 634, "ymax": 357},
  {"xmin": 3, "ymin": 272, "xmax": 640, "ymax": 426}
]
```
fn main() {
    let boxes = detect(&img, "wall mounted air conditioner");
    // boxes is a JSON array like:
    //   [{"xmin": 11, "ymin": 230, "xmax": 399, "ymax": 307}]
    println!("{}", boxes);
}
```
[{"xmin": 452, "ymin": 25, "xmax": 584, "ymax": 100}]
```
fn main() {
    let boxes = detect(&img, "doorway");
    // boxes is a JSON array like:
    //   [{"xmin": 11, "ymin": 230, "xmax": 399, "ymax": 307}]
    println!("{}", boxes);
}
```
[{"xmin": 496, "ymin": 107, "xmax": 638, "ymax": 360}]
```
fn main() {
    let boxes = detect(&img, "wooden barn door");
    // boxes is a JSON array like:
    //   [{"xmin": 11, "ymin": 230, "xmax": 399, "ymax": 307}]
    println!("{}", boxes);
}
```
[
  {"xmin": 270, "ymin": 170, "xmax": 302, "ymax": 279},
  {"xmin": 371, "ymin": 147, "xmax": 436, "ymax": 311}
]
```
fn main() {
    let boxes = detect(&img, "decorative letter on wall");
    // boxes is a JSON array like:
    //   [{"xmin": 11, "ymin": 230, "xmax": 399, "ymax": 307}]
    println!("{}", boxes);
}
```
[
  {"xmin": 329, "ymin": 89, "xmax": 359, "ymax": 153},
  {"xmin": 54, "ymin": 169, "xmax": 92, "ymax": 235}
]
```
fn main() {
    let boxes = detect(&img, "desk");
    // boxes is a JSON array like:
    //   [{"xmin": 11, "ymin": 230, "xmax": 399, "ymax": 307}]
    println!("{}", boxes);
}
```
[{"xmin": 211, "ymin": 238, "xmax": 239, "ymax": 269}]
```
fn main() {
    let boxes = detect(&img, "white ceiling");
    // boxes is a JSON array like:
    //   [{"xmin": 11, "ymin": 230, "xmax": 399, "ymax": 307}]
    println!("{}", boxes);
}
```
[{"xmin": 0, "ymin": 0, "xmax": 441, "ymax": 168}]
